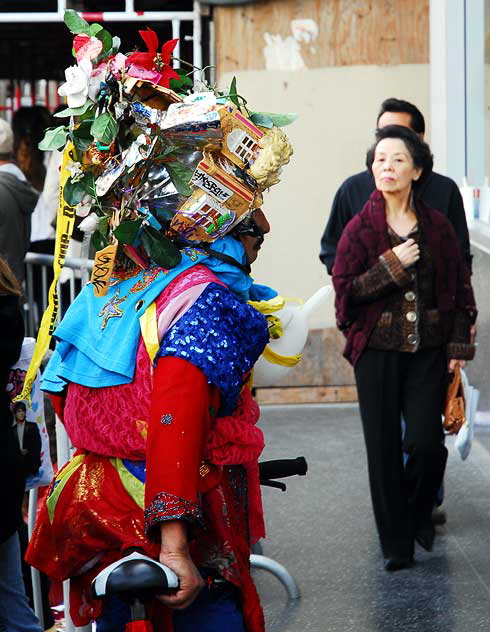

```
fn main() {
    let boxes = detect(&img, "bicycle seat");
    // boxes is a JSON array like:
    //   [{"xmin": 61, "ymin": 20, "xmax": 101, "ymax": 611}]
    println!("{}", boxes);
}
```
[{"xmin": 92, "ymin": 552, "xmax": 179, "ymax": 599}]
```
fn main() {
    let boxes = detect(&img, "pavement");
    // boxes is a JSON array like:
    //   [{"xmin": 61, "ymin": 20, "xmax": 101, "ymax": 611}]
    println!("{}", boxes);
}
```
[{"xmin": 255, "ymin": 403, "xmax": 490, "ymax": 632}]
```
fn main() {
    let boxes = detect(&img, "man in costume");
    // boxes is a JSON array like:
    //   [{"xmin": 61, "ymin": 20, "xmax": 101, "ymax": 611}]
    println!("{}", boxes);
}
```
[{"xmin": 26, "ymin": 13, "xmax": 294, "ymax": 632}]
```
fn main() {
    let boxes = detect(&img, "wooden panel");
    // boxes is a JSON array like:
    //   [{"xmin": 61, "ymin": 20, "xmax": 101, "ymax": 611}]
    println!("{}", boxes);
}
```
[
  {"xmin": 215, "ymin": 0, "xmax": 429, "ymax": 75},
  {"xmin": 255, "ymin": 385, "xmax": 358, "ymax": 405}
]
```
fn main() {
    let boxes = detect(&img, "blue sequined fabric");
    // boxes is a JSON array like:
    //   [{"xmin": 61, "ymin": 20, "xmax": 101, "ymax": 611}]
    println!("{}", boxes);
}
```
[{"xmin": 156, "ymin": 283, "xmax": 269, "ymax": 415}]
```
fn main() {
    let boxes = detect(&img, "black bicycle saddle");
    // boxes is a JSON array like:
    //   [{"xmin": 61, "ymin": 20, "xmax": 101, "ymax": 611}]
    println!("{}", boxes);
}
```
[{"xmin": 91, "ymin": 552, "xmax": 179, "ymax": 599}]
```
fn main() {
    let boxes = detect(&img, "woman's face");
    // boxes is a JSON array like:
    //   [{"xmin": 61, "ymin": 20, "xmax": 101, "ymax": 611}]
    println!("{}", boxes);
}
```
[
  {"xmin": 15, "ymin": 407, "xmax": 26, "ymax": 422},
  {"xmin": 372, "ymin": 137, "xmax": 422, "ymax": 196}
]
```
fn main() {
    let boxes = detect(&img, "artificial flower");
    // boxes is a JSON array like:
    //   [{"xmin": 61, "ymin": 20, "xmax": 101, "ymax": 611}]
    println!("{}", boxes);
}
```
[
  {"xmin": 65, "ymin": 160, "xmax": 84, "ymax": 181},
  {"xmin": 74, "ymin": 34, "xmax": 103, "ymax": 62},
  {"xmin": 58, "ymin": 58, "xmax": 92, "ymax": 108},
  {"xmin": 75, "ymin": 194, "xmax": 95, "ymax": 218},
  {"xmin": 126, "ymin": 28, "xmax": 180, "ymax": 87},
  {"xmin": 78, "ymin": 211, "xmax": 99, "ymax": 233}
]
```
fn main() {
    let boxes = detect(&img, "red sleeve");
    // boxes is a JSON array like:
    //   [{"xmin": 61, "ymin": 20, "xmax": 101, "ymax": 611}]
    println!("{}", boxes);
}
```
[
  {"xmin": 144, "ymin": 356, "xmax": 219, "ymax": 537},
  {"xmin": 49, "ymin": 393, "xmax": 65, "ymax": 422}
]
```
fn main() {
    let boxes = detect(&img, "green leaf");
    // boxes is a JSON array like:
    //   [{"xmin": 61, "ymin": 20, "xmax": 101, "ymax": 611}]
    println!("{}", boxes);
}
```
[
  {"xmin": 169, "ymin": 69, "xmax": 194, "ymax": 92},
  {"xmin": 165, "ymin": 162, "xmax": 193, "ymax": 196},
  {"xmin": 90, "ymin": 112, "xmax": 119, "ymax": 145},
  {"xmin": 228, "ymin": 76, "xmax": 240, "ymax": 108},
  {"xmin": 96, "ymin": 29, "xmax": 113, "ymax": 53},
  {"xmin": 64, "ymin": 9, "xmax": 91, "ymax": 35},
  {"xmin": 38, "ymin": 126, "xmax": 68, "ymax": 151},
  {"xmin": 54, "ymin": 100, "xmax": 94, "ymax": 119},
  {"xmin": 141, "ymin": 225, "xmax": 182, "ymax": 268},
  {"xmin": 252, "ymin": 111, "xmax": 298, "ymax": 127},
  {"xmin": 249, "ymin": 112, "xmax": 274, "ymax": 128},
  {"xmin": 63, "ymin": 177, "xmax": 87, "ymax": 206},
  {"xmin": 63, "ymin": 173, "xmax": 96, "ymax": 206},
  {"xmin": 72, "ymin": 120, "xmax": 94, "ymax": 151},
  {"xmin": 92, "ymin": 229, "xmax": 108, "ymax": 251},
  {"xmin": 89, "ymin": 23, "xmax": 103, "ymax": 36},
  {"xmin": 113, "ymin": 219, "xmax": 142, "ymax": 245}
]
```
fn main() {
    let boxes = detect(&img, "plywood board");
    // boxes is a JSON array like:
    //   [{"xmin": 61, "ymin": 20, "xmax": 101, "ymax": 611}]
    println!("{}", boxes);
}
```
[{"xmin": 215, "ymin": 0, "xmax": 429, "ymax": 75}]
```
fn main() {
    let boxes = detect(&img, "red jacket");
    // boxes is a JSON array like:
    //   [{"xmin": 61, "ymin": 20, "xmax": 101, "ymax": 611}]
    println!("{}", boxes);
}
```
[{"xmin": 332, "ymin": 190, "xmax": 477, "ymax": 366}]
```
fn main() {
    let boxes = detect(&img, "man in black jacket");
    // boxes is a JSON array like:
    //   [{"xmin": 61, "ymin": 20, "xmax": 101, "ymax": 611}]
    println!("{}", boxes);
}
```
[{"xmin": 319, "ymin": 98, "xmax": 472, "ymax": 275}]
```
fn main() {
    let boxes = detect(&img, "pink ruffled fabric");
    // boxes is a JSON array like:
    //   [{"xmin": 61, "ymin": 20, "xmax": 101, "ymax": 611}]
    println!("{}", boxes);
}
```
[
  {"xmin": 205, "ymin": 385, "xmax": 266, "ymax": 543},
  {"xmin": 63, "ymin": 266, "xmax": 222, "ymax": 458}
]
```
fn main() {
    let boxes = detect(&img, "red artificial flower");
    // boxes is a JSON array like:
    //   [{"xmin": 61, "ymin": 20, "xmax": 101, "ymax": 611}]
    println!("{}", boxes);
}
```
[{"xmin": 127, "ymin": 28, "xmax": 180, "ymax": 87}]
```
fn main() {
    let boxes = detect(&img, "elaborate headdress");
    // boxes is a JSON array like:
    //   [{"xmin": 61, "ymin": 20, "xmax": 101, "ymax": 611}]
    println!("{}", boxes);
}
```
[{"xmin": 42, "ymin": 10, "xmax": 294, "ymax": 296}]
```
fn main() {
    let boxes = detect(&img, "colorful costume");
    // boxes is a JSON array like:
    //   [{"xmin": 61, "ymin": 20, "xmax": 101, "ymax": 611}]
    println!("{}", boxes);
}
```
[{"xmin": 25, "ymin": 12, "xmax": 294, "ymax": 632}]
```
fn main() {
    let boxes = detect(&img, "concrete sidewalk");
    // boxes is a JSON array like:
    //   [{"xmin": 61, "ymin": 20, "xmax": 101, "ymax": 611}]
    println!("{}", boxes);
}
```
[{"xmin": 256, "ymin": 404, "xmax": 490, "ymax": 632}]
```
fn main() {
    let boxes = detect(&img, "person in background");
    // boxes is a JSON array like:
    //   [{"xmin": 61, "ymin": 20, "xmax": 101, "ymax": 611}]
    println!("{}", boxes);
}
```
[
  {"xmin": 332, "ymin": 125, "xmax": 476, "ymax": 571},
  {"xmin": 319, "ymin": 98, "xmax": 472, "ymax": 275},
  {"xmin": 12, "ymin": 106, "xmax": 59, "ymax": 324},
  {"xmin": 0, "ymin": 118, "xmax": 39, "ymax": 284},
  {"xmin": 12, "ymin": 401, "xmax": 41, "ymax": 479},
  {"xmin": 0, "ymin": 255, "xmax": 43, "ymax": 632}
]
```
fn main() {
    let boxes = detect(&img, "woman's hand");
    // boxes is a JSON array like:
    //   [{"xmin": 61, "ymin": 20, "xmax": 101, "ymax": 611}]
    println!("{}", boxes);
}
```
[
  {"xmin": 392, "ymin": 239, "xmax": 420, "ymax": 268},
  {"xmin": 448, "ymin": 358, "xmax": 466, "ymax": 372},
  {"xmin": 157, "ymin": 520, "xmax": 204, "ymax": 610},
  {"xmin": 157, "ymin": 549, "xmax": 204, "ymax": 609}
]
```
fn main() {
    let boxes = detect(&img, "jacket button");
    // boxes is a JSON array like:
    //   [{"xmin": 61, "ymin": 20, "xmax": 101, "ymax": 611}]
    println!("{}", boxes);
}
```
[
  {"xmin": 406, "ymin": 311, "xmax": 417, "ymax": 322},
  {"xmin": 407, "ymin": 333, "xmax": 419, "ymax": 345},
  {"xmin": 404, "ymin": 291, "xmax": 416, "ymax": 302}
]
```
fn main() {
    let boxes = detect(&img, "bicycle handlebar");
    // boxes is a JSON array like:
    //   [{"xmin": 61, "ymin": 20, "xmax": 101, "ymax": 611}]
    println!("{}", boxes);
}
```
[{"xmin": 259, "ymin": 457, "xmax": 307, "ymax": 482}]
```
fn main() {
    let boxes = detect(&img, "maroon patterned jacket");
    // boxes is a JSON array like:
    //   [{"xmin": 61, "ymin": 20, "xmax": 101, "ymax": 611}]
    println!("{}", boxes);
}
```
[{"xmin": 332, "ymin": 190, "xmax": 477, "ymax": 366}]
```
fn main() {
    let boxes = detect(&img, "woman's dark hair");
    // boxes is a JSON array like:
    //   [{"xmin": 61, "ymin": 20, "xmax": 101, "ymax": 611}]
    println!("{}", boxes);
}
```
[
  {"xmin": 12, "ymin": 105, "xmax": 53, "ymax": 191},
  {"xmin": 377, "ymin": 98, "xmax": 425, "ymax": 135},
  {"xmin": 366, "ymin": 125, "xmax": 434, "ymax": 187}
]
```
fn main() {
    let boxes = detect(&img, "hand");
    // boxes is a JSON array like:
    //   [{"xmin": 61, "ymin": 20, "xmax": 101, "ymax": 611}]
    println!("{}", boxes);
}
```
[
  {"xmin": 392, "ymin": 239, "xmax": 420, "ymax": 268},
  {"xmin": 448, "ymin": 358, "xmax": 466, "ymax": 372},
  {"xmin": 470, "ymin": 324, "xmax": 477, "ymax": 344},
  {"xmin": 21, "ymin": 448, "xmax": 28, "ymax": 456},
  {"xmin": 157, "ymin": 549, "xmax": 204, "ymax": 610},
  {"xmin": 157, "ymin": 520, "xmax": 204, "ymax": 609}
]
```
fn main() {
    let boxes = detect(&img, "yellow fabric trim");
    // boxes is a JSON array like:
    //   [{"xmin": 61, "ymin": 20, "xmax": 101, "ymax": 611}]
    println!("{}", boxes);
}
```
[
  {"xmin": 139, "ymin": 301, "xmax": 159, "ymax": 363},
  {"xmin": 15, "ymin": 142, "xmax": 78, "ymax": 404},
  {"xmin": 248, "ymin": 295, "xmax": 286, "ymax": 314},
  {"xmin": 262, "ymin": 345, "xmax": 302, "ymax": 367},
  {"xmin": 46, "ymin": 453, "xmax": 86, "ymax": 524},
  {"xmin": 266, "ymin": 314, "xmax": 283, "ymax": 339},
  {"xmin": 111, "ymin": 458, "xmax": 145, "ymax": 509}
]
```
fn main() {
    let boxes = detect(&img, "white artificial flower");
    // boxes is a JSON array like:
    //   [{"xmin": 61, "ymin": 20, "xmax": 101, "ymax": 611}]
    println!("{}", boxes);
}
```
[
  {"xmin": 58, "ymin": 58, "xmax": 92, "ymax": 109},
  {"xmin": 78, "ymin": 212, "xmax": 99, "ymax": 233},
  {"xmin": 75, "ymin": 193, "xmax": 95, "ymax": 218},
  {"xmin": 66, "ymin": 160, "xmax": 84, "ymax": 181}
]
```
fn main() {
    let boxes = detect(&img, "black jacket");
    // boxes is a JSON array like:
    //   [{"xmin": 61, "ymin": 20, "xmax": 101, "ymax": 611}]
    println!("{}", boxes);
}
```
[
  {"xmin": 0, "ymin": 294, "xmax": 25, "ymax": 543},
  {"xmin": 0, "ymin": 168, "xmax": 39, "ymax": 283},
  {"xmin": 319, "ymin": 170, "xmax": 472, "ymax": 275},
  {"xmin": 12, "ymin": 420, "xmax": 42, "ymax": 478}
]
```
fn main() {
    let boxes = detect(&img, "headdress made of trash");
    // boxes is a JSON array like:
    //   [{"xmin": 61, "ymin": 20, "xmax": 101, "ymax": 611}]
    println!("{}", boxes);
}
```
[{"xmin": 16, "ymin": 9, "xmax": 294, "ymax": 403}]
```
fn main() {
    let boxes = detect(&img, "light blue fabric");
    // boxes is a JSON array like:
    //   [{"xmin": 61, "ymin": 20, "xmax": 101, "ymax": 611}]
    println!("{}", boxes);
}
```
[
  {"xmin": 41, "ymin": 236, "xmax": 263, "ymax": 393},
  {"xmin": 0, "ymin": 533, "xmax": 43, "ymax": 632}
]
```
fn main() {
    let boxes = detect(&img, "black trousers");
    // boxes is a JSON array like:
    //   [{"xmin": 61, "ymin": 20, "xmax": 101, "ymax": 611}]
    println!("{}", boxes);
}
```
[{"xmin": 354, "ymin": 347, "xmax": 448, "ymax": 559}]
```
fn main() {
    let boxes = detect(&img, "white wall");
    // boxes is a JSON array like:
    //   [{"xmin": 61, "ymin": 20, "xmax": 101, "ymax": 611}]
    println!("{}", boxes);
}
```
[{"xmin": 221, "ymin": 64, "xmax": 430, "ymax": 328}]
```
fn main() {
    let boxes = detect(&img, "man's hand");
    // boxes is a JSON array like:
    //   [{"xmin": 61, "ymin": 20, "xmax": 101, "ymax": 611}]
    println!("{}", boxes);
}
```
[
  {"xmin": 448, "ymin": 358, "xmax": 466, "ymax": 372},
  {"xmin": 392, "ymin": 239, "xmax": 420, "ymax": 268},
  {"xmin": 157, "ymin": 520, "xmax": 204, "ymax": 610}
]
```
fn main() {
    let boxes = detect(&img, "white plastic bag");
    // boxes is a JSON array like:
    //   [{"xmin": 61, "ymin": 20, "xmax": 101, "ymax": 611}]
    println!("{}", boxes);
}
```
[
  {"xmin": 6, "ymin": 337, "xmax": 54, "ymax": 489},
  {"xmin": 454, "ymin": 368, "xmax": 479, "ymax": 460}
]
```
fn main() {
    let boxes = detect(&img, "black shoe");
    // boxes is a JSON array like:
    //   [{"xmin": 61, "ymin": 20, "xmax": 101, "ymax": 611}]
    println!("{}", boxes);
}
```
[
  {"xmin": 384, "ymin": 556, "xmax": 413, "ymax": 572},
  {"xmin": 431, "ymin": 507, "xmax": 447, "ymax": 526},
  {"xmin": 415, "ymin": 524, "xmax": 435, "ymax": 552}
]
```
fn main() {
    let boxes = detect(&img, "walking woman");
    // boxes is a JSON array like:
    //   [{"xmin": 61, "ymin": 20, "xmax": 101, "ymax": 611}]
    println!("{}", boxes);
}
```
[
  {"xmin": 333, "ymin": 125, "xmax": 477, "ymax": 571},
  {"xmin": 0, "ymin": 256, "xmax": 43, "ymax": 631}
]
